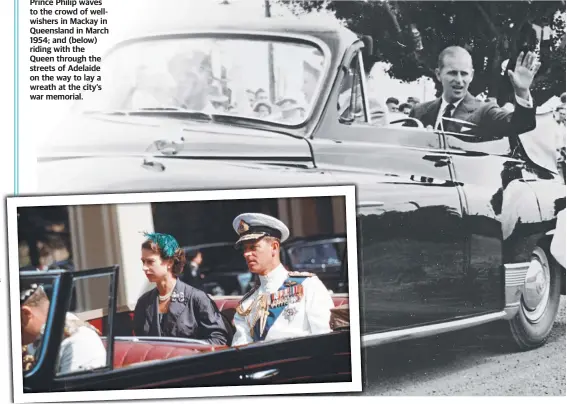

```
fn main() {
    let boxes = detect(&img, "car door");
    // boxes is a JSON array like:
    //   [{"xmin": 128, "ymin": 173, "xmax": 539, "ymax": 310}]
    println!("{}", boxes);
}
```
[
  {"xmin": 21, "ymin": 266, "xmax": 245, "ymax": 393},
  {"xmin": 444, "ymin": 129, "xmax": 562, "ymax": 290},
  {"xmin": 57, "ymin": 348, "xmax": 245, "ymax": 391},
  {"xmin": 20, "ymin": 269, "xmax": 74, "ymax": 394},
  {"xmin": 308, "ymin": 46, "xmax": 488, "ymax": 335},
  {"xmin": 234, "ymin": 331, "xmax": 353, "ymax": 385}
]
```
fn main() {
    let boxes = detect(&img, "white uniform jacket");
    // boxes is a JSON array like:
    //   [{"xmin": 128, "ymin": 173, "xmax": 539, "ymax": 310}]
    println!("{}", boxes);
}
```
[
  {"xmin": 56, "ymin": 313, "xmax": 107, "ymax": 375},
  {"xmin": 231, "ymin": 264, "xmax": 334, "ymax": 346}
]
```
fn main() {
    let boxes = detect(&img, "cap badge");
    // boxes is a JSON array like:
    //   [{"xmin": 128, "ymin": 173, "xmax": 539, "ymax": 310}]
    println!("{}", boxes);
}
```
[{"xmin": 237, "ymin": 220, "xmax": 250, "ymax": 234}]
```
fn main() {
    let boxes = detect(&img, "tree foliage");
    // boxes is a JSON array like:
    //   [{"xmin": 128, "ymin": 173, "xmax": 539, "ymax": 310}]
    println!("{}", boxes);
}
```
[{"xmin": 282, "ymin": 0, "xmax": 566, "ymax": 105}]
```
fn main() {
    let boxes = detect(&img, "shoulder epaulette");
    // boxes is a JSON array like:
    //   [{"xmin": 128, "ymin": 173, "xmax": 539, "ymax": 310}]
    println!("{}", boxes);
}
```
[{"xmin": 287, "ymin": 271, "xmax": 315, "ymax": 277}]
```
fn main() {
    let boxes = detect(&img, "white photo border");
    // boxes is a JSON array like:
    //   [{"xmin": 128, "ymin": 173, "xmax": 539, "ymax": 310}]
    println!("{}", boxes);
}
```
[{"xmin": 7, "ymin": 184, "xmax": 362, "ymax": 403}]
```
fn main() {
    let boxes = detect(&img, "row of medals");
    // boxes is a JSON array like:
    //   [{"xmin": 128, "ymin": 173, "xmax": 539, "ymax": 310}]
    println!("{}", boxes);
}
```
[{"xmin": 249, "ymin": 285, "xmax": 304, "ymax": 337}]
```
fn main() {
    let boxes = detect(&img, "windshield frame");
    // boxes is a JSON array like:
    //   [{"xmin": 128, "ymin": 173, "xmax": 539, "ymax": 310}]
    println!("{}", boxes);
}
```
[{"xmin": 92, "ymin": 30, "xmax": 333, "ymax": 131}]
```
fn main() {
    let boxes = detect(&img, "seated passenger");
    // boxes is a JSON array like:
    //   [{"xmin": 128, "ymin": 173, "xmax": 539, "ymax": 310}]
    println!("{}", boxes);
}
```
[
  {"xmin": 230, "ymin": 213, "xmax": 334, "ymax": 346},
  {"xmin": 20, "ymin": 282, "xmax": 106, "ymax": 375},
  {"xmin": 134, "ymin": 232, "xmax": 230, "ymax": 345}
]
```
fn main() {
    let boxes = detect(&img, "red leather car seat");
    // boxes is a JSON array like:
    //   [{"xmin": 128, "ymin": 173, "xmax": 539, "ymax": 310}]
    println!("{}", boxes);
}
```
[{"xmin": 102, "ymin": 339, "xmax": 219, "ymax": 368}]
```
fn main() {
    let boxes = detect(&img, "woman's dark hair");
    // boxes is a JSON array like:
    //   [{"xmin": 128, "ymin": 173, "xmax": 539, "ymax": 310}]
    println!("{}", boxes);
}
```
[{"xmin": 142, "ymin": 236, "xmax": 187, "ymax": 277}]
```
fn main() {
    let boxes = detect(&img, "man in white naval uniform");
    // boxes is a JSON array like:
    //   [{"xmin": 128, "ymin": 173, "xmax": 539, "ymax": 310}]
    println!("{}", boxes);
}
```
[{"xmin": 230, "ymin": 213, "xmax": 335, "ymax": 347}]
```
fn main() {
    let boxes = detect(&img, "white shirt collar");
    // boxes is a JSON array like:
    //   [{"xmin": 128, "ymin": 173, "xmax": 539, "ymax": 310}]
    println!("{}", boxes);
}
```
[{"xmin": 258, "ymin": 264, "xmax": 288, "ymax": 292}]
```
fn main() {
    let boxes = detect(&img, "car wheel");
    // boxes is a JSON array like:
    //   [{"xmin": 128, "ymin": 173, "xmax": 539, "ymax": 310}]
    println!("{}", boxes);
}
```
[{"xmin": 508, "ymin": 244, "xmax": 561, "ymax": 351}]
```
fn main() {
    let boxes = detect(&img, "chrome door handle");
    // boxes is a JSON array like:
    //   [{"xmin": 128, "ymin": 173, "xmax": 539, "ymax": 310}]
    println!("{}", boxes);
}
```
[
  {"xmin": 423, "ymin": 154, "xmax": 451, "ymax": 168},
  {"xmin": 141, "ymin": 158, "xmax": 165, "ymax": 172},
  {"xmin": 241, "ymin": 368, "xmax": 280, "ymax": 380}
]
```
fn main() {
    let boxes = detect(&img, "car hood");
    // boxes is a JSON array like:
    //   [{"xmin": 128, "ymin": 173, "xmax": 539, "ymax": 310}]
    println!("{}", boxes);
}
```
[{"xmin": 41, "ymin": 113, "xmax": 312, "ymax": 160}]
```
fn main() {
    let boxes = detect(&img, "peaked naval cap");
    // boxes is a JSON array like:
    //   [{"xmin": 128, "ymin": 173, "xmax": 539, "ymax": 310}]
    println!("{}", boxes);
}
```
[{"xmin": 232, "ymin": 213, "xmax": 290, "ymax": 247}]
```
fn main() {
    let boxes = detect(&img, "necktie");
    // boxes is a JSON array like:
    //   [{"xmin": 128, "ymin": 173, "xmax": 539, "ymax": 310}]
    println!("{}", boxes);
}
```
[{"xmin": 437, "ymin": 103, "xmax": 455, "ymax": 130}]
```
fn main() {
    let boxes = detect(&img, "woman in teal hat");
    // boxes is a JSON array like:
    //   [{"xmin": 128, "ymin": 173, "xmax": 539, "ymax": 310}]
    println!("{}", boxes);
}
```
[{"xmin": 133, "ymin": 232, "xmax": 231, "ymax": 345}]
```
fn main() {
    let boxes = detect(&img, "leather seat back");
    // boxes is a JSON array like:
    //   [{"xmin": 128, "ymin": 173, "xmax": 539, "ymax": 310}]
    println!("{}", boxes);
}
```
[{"xmin": 101, "ymin": 339, "xmax": 223, "ymax": 368}]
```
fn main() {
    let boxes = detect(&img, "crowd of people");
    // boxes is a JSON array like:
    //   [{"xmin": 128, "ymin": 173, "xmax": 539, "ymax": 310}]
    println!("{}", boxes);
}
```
[{"xmin": 126, "ymin": 48, "xmax": 322, "ymax": 125}]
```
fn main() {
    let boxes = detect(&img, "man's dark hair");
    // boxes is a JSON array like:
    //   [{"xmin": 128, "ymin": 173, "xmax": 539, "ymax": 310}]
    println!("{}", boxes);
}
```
[
  {"xmin": 386, "ymin": 97, "xmax": 399, "ymax": 105},
  {"xmin": 399, "ymin": 103, "xmax": 411, "ymax": 112}
]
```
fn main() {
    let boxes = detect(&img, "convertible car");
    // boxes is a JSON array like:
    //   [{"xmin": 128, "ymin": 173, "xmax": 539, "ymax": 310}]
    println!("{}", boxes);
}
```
[
  {"xmin": 36, "ymin": 19, "xmax": 565, "ymax": 356},
  {"xmin": 19, "ymin": 266, "xmax": 352, "ymax": 393}
]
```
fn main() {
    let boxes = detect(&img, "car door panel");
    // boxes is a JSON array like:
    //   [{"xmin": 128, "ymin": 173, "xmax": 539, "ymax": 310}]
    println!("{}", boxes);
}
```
[
  {"xmin": 51, "ymin": 350, "xmax": 244, "ymax": 391},
  {"xmin": 310, "ymin": 122, "xmax": 483, "ymax": 334},
  {"xmin": 446, "ymin": 134, "xmax": 559, "ymax": 264},
  {"xmin": 235, "ymin": 331, "xmax": 352, "ymax": 385}
]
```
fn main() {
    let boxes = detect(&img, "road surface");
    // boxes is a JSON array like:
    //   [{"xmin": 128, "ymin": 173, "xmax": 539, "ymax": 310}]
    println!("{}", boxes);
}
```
[{"xmin": 362, "ymin": 297, "xmax": 565, "ymax": 395}]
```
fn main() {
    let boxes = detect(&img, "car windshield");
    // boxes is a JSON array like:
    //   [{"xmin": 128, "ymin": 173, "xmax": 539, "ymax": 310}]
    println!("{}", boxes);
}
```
[{"xmin": 79, "ymin": 36, "xmax": 326, "ymax": 126}]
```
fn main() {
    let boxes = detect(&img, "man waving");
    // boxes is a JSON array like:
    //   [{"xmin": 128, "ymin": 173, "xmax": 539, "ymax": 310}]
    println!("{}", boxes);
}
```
[{"xmin": 410, "ymin": 46, "xmax": 540, "ymax": 138}]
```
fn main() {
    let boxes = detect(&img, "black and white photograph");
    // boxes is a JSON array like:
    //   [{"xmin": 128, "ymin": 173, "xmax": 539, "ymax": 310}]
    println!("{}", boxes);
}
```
[
  {"xmin": 2, "ymin": 0, "xmax": 566, "ymax": 402},
  {"xmin": 7, "ymin": 186, "xmax": 361, "ymax": 402}
]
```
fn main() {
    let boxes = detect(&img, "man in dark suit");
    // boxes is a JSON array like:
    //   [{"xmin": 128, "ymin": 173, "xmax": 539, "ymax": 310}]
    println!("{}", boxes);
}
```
[{"xmin": 410, "ymin": 46, "xmax": 541, "ymax": 139}]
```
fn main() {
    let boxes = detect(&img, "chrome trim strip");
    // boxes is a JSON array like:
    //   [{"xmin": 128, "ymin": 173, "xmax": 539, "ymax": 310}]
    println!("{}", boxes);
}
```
[
  {"xmin": 357, "ymin": 201, "xmax": 385, "ymax": 208},
  {"xmin": 100, "ymin": 336, "xmax": 212, "ymax": 346},
  {"xmin": 504, "ymin": 262, "xmax": 530, "ymax": 320},
  {"xmin": 362, "ymin": 311, "xmax": 507, "ymax": 347}
]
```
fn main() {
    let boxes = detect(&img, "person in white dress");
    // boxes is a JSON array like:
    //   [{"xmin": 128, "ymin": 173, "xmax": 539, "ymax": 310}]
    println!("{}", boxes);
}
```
[
  {"xmin": 230, "ymin": 213, "xmax": 334, "ymax": 346},
  {"xmin": 20, "ymin": 283, "xmax": 106, "ymax": 375}
]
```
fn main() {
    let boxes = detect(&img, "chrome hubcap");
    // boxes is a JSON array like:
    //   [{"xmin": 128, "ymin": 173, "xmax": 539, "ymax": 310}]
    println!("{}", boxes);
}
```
[{"xmin": 522, "ymin": 248, "xmax": 550, "ymax": 323}]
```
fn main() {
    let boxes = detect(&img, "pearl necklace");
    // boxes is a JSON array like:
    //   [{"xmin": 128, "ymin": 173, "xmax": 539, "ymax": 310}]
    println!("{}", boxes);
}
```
[{"xmin": 158, "ymin": 280, "xmax": 176, "ymax": 302}]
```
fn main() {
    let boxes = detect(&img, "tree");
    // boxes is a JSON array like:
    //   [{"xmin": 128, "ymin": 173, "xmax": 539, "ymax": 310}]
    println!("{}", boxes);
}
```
[{"xmin": 282, "ymin": 0, "xmax": 566, "ymax": 105}]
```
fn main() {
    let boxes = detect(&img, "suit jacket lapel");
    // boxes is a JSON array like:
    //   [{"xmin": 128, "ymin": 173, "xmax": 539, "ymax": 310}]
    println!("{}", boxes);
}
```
[
  {"xmin": 162, "ymin": 281, "xmax": 189, "ymax": 336},
  {"xmin": 424, "ymin": 98, "xmax": 442, "ymax": 128},
  {"xmin": 444, "ymin": 93, "xmax": 477, "ymax": 133},
  {"xmin": 145, "ymin": 288, "xmax": 158, "ymax": 336},
  {"xmin": 453, "ymin": 92, "xmax": 476, "ymax": 119}
]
